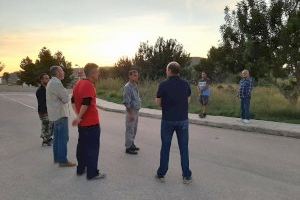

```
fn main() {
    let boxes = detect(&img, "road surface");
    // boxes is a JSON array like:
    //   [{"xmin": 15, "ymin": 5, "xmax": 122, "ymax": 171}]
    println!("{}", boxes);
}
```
[{"xmin": 0, "ymin": 92, "xmax": 299, "ymax": 200}]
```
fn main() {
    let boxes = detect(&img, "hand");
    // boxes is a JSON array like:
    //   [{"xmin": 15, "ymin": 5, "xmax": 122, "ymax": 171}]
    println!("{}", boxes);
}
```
[
  {"xmin": 128, "ymin": 112, "xmax": 135, "ymax": 122},
  {"xmin": 72, "ymin": 116, "xmax": 82, "ymax": 126}
]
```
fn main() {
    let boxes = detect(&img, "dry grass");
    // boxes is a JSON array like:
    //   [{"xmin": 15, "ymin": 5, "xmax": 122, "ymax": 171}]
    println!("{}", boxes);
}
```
[{"xmin": 96, "ymin": 78, "xmax": 300, "ymax": 124}]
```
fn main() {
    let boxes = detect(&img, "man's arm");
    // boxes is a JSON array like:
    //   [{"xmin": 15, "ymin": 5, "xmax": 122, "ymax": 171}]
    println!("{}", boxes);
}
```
[
  {"xmin": 71, "ymin": 96, "xmax": 77, "ymax": 114},
  {"xmin": 155, "ymin": 98, "xmax": 161, "ymax": 107},
  {"xmin": 72, "ymin": 97, "xmax": 91, "ymax": 126},
  {"xmin": 156, "ymin": 83, "xmax": 163, "ymax": 107},
  {"xmin": 123, "ymin": 86, "xmax": 133, "ymax": 112},
  {"xmin": 36, "ymin": 90, "xmax": 42, "ymax": 106},
  {"xmin": 56, "ymin": 82, "xmax": 69, "ymax": 104},
  {"xmin": 187, "ymin": 82, "xmax": 192, "ymax": 104}
]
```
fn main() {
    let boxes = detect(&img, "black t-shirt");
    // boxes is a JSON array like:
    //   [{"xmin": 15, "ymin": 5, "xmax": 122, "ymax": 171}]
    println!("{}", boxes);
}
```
[
  {"xmin": 157, "ymin": 76, "xmax": 191, "ymax": 121},
  {"xmin": 36, "ymin": 85, "xmax": 47, "ymax": 114}
]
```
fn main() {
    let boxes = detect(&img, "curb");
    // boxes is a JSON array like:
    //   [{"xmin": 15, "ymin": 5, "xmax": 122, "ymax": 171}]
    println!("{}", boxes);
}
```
[{"xmin": 97, "ymin": 100, "xmax": 300, "ymax": 139}]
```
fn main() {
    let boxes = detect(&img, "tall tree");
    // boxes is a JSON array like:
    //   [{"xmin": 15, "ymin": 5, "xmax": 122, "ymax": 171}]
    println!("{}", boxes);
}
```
[
  {"xmin": 3, "ymin": 72, "xmax": 10, "ymax": 84},
  {"xmin": 19, "ymin": 47, "xmax": 74, "ymax": 86},
  {"xmin": 0, "ymin": 61, "xmax": 5, "ymax": 73},
  {"xmin": 114, "ymin": 57, "xmax": 133, "ymax": 80},
  {"xmin": 19, "ymin": 57, "xmax": 38, "ymax": 86},
  {"xmin": 133, "ymin": 37, "xmax": 190, "ymax": 79}
]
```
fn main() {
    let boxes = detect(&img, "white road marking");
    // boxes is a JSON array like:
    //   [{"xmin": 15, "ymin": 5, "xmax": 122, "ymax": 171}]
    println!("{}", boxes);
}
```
[{"xmin": 0, "ymin": 94, "xmax": 36, "ymax": 110}]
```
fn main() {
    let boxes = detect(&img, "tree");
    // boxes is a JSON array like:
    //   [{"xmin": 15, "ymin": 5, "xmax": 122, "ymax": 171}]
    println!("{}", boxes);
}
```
[
  {"xmin": 3, "ymin": 72, "xmax": 10, "ymax": 84},
  {"xmin": 114, "ymin": 57, "xmax": 133, "ymax": 80},
  {"xmin": 0, "ymin": 61, "xmax": 5, "ymax": 73},
  {"xmin": 19, "ymin": 57, "xmax": 38, "ymax": 86},
  {"xmin": 133, "ymin": 37, "xmax": 190, "ymax": 79},
  {"xmin": 276, "ymin": 1, "xmax": 300, "ymax": 104},
  {"xmin": 19, "ymin": 47, "xmax": 74, "ymax": 87},
  {"xmin": 196, "ymin": 0, "xmax": 299, "ymax": 102}
]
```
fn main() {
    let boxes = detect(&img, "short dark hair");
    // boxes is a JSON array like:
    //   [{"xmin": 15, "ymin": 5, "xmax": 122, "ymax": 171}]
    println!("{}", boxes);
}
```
[
  {"xmin": 167, "ymin": 62, "xmax": 181, "ymax": 74},
  {"xmin": 128, "ymin": 68, "xmax": 139, "ymax": 76},
  {"xmin": 84, "ymin": 63, "xmax": 99, "ymax": 77},
  {"xmin": 39, "ymin": 73, "xmax": 48, "ymax": 81}
]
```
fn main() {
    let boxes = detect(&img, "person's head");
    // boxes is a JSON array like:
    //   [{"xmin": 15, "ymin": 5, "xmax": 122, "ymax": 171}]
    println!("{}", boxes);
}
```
[
  {"xmin": 84, "ymin": 63, "xmax": 99, "ymax": 83},
  {"xmin": 166, "ymin": 61, "xmax": 181, "ymax": 77},
  {"xmin": 39, "ymin": 73, "xmax": 50, "ymax": 86},
  {"xmin": 241, "ymin": 69, "xmax": 250, "ymax": 78},
  {"xmin": 50, "ymin": 66, "xmax": 65, "ymax": 80},
  {"xmin": 128, "ymin": 69, "xmax": 139, "ymax": 83},
  {"xmin": 201, "ymin": 71, "xmax": 207, "ymax": 79}
]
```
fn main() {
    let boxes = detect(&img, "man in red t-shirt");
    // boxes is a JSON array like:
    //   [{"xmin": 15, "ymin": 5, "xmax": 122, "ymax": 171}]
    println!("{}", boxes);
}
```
[{"xmin": 71, "ymin": 63, "xmax": 105, "ymax": 180}]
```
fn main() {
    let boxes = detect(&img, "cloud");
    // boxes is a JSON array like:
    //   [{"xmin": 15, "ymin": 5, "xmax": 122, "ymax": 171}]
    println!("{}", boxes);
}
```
[
  {"xmin": 0, "ymin": 11, "xmax": 221, "ymax": 72},
  {"xmin": 185, "ymin": 0, "xmax": 237, "ymax": 12}
]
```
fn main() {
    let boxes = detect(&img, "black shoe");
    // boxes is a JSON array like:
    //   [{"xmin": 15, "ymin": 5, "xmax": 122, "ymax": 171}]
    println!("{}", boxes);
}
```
[
  {"xmin": 87, "ymin": 172, "xmax": 106, "ymax": 180},
  {"xmin": 77, "ymin": 169, "xmax": 85, "ymax": 176},
  {"xmin": 77, "ymin": 172, "xmax": 85, "ymax": 176},
  {"xmin": 183, "ymin": 176, "xmax": 192, "ymax": 184},
  {"xmin": 199, "ymin": 113, "xmax": 204, "ymax": 118},
  {"xmin": 155, "ymin": 174, "xmax": 165, "ymax": 183},
  {"xmin": 203, "ymin": 113, "xmax": 207, "ymax": 118},
  {"xmin": 42, "ymin": 140, "xmax": 48, "ymax": 146},
  {"xmin": 132, "ymin": 144, "xmax": 140, "ymax": 151},
  {"xmin": 126, "ymin": 148, "xmax": 138, "ymax": 155}
]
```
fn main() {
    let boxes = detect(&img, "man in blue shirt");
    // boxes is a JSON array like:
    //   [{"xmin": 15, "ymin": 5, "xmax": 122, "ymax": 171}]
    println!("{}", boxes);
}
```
[
  {"xmin": 239, "ymin": 69, "xmax": 253, "ymax": 124},
  {"xmin": 155, "ymin": 61, "xmax": 192, "ymax": 184}
]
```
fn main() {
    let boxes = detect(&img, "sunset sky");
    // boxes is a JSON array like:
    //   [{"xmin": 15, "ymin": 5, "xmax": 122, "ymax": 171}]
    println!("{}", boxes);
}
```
[{"xmin": 0, "ymin": 0, "xmax": 237, "ymax": 74}]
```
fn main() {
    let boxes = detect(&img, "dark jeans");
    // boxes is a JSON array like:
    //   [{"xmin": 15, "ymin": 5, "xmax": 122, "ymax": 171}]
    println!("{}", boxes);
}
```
[
  {"xmin": 157, "ymin": 120, "xmax": 192, "ymax": 178},
  {"xmin": 53, "ymin": 117, "xmax": 69, "ymax": 164},
  {"xmin": 241, "ymin": 97, "xmax": 251, "ymax": 120},
  {"xmin": 77, "ymin": 124, "xmax": 100, "ymax": 179}
]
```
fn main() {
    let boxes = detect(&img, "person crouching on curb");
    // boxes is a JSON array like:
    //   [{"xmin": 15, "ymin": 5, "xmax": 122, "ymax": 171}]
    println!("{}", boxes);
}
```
[
  {"xmin": 72, "ymin": 63, "xmax": 106, "ymax": 180},
  {"xmin": 123, "ymin": 69, "xmax": 141, "ymax": 155},
  {"xmin": 238, "ymin": 69, "xmax": 253, "ymax": 124}
]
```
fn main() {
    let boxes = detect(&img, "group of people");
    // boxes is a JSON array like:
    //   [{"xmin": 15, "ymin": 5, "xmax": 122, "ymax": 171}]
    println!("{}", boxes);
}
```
[
  {"xmin": 35, "ymin": 61, "xmax": 193, "ymax": 183},
  {"xmin": 196, "ymin": 69, "xmax": 253, "ymax": 124},
  {"xmin": 35, "ymin": 60, "xmax": 252, "ymax": 183}
]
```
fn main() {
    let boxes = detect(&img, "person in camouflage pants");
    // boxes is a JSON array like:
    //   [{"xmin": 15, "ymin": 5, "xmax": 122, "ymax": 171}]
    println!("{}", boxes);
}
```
[
  {"xmin": 36, "ymin": 73, "xmax": 53, "ymax": 146},
  {"xmin": 39, "ymin": 114, "xmax": 53, "ymax": 144}
]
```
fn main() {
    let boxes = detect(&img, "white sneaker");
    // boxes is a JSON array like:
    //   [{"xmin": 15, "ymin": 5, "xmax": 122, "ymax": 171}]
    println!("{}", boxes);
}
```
[{"xmin": 242, "ymin": 119, "xmax": 250, "ymax": 124}]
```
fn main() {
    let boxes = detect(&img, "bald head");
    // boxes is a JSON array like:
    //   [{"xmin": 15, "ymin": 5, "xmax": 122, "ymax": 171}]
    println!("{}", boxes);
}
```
[
  {"xmin": 241, "ymin": 69, "xmax": 250, "ymax": 78},
  {"xmin": 166, "ymin": 61, "xmax": 181, "ymax": 77}
]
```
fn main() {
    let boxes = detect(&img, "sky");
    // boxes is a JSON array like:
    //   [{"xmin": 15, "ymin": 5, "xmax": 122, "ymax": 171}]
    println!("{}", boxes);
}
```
[{"xmin": 0, "ymin": 0, "xmax": 237, "ymax": 74}]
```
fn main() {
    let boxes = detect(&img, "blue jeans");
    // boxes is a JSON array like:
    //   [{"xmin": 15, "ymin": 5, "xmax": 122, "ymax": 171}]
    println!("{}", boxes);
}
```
[
  {"xmin": 53, "ymin": 117, "xmax": 69, "ymax": 164},
  {"xmin": 77, "ymin": 125, "xmax": 100, "ymax": 179},
  {"xmin": 157, "ymin": 120, "xmax": 192, "ymax": 178},
  {"xmin": 241, "ymin": 97, "xmax": 251, "ymax": 120}
]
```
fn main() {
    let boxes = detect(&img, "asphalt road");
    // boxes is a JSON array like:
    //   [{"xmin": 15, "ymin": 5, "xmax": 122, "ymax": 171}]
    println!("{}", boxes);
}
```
[{"xmin": 0, "ymin": 92, "xmax": 300, "ymax": 200}]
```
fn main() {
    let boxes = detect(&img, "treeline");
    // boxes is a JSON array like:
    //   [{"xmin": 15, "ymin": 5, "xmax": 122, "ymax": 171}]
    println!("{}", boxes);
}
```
[
  {"xmin": 100, "ymin": 37, "xmax": 191, "ymax": 81},
  {"xmin": 18, "ymin": 47, "xmax": 73, "ymax": 86}
]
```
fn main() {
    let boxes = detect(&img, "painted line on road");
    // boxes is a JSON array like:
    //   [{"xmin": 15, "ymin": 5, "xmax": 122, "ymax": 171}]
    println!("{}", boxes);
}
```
[{"xmin": 0, "ymin": 94, "xmax": 36, "ymax": 110}]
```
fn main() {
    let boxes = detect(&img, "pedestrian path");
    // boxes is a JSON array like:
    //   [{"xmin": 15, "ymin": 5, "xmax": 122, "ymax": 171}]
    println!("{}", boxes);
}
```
[{"xmin": 96, "ymin": 98, "xmax": 300, "ymax": 139}]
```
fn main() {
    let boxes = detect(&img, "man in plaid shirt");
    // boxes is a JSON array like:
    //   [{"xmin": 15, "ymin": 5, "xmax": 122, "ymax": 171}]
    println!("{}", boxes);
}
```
[{"xmin": 239, "ymin": 70, "xmax": 253, "ymax": 124}]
